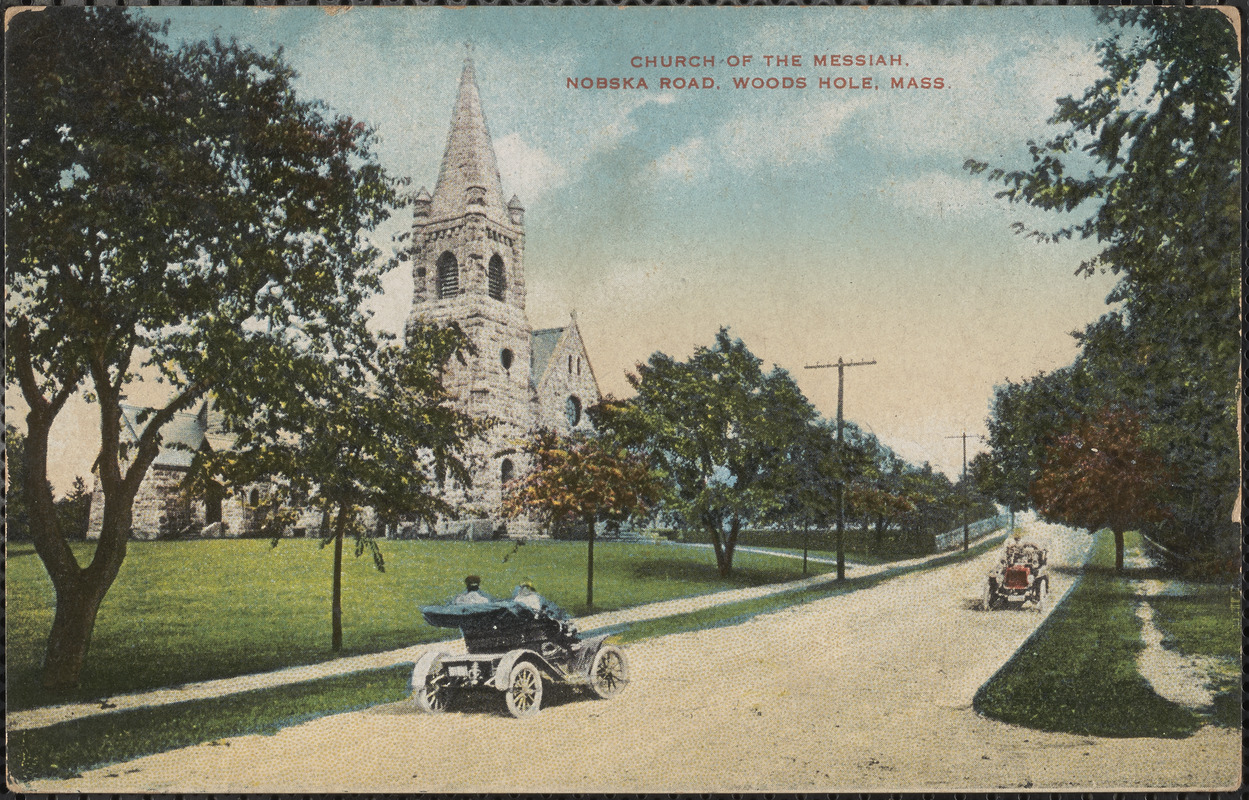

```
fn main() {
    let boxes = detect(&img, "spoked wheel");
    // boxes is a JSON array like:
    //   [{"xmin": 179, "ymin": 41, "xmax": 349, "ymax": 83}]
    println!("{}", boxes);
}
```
[
  {"xmin": 504, "ymin": 661, "xmax": 543, "ymax": 718},
  {"xmin": 982, "ymin": 581, "xmax": 996, "ymax": 611},
  {"xmin": 588, "ymin": 645, "xmax": 629, "ymax": 700},
  {"xmin": 1035, "ymin": 579, "xmax": 1049, "ymax": 613},
  {"xmin": 412, "ymin": 651, "xmax": 455, "ymax": 713}
]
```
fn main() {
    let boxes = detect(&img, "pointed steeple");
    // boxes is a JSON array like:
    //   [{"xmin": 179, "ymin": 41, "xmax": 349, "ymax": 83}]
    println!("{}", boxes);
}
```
[{"xmin": 430, "ymin": 56, "xmax": 508, "ymax": 223}]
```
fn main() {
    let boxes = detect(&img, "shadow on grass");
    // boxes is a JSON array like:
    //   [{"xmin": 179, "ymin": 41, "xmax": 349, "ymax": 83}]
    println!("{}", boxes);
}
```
[
  {"xmin": 7, "ymin": 547, "xmax": 40, "ymax": 558},
  {"xmin": 1079, "ymin": 564, "xmax": 1170, "ymax": 581},
  {"xmin": 625, "ymin": 557, "xmax": 791, "ymax": 587}
]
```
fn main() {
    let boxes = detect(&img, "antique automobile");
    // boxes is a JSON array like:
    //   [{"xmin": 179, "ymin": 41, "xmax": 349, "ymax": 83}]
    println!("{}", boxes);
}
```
[
  {"xmin": 411, "ymin": 596, "xmax": 628, "ymax": 718},
  {"xmin": 983, "ymin": 538, "xmax": 1049, "ymax": 611}
]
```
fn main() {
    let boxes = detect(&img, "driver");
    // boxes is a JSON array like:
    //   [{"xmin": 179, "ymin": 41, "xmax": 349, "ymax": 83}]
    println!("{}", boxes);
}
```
[{"xmin": 451, "ymin": 574, "xmax": 492, "ymax": 605}]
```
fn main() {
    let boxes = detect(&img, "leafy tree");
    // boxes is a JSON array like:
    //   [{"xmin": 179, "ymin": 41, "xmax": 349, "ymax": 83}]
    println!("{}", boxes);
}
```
[
  {"xmin": 768, "ymin": 419, "xmax": 840, "ymax": 574},
  {"xmin": 844, "ymin": 430, "xmax": 914, "ymax": 553},
  {"xmin": 198, "ymin": 323, "xmax": 486, "ymax": 651},
  {"xmin": 6, "ymin": 9, "xmax": 401, "ymax": 687},
  {"xmin": 503, "ymin": 429, "xmax": 665, "ymax": 609},
  {"xmin": 595, "ymin": 328, "xmax": 816, "ymax": 577},
  {"xmin": 1031, "ymin": 407, "xmax": 1173, "ymax": 571},
  {"xmin": 55, "ymin": 476, "xmax": 92, "ymax": 541},
  {"xmin": 5, "ymin": 425, "xmax": 31, "ymax": 541},
  {"xmin": 967, "ymin": 7, "xmax": 1238, "ymax": 560}
]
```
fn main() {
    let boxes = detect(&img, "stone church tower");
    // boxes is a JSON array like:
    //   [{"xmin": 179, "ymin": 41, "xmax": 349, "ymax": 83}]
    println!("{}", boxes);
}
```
[{"xmin": 408, "ymin": 57, "xmax": 600, "ymax": 537}]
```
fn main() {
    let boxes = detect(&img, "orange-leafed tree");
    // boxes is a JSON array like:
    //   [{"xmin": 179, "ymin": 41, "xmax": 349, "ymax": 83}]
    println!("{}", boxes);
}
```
[
  {"xmin": 503, "ymin": 430, "xmax": 665, "ymax": 610},
  {"xmin": 1031, "ymin": 407, "xmax": 1172, "ymax": 571}
]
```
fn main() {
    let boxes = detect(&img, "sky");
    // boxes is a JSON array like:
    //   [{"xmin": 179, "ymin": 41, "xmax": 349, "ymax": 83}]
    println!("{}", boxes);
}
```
[{"xmin": 16, "ymin": 5, "xmax": 1170, "ymax": 490}]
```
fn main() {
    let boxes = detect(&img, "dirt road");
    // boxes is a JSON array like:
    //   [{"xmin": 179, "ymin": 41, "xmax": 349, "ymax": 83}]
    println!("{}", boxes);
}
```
[{"xmin": 29, "ymin": 521, "xmax": 1239, "ymax": 792}]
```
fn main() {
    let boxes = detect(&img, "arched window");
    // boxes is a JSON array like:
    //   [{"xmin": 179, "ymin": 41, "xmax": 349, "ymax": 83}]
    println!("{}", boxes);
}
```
[
  {"xmin": 500, "ymin": 348, "xmax": 514, "ymax": 371},
  {"xmin": 248, "ymin": 487, "xmax": 260, "ymax": 506},
  {"xmin": 577, "ymin": 357, "xmax": 581, "ymax": 375},
  {"xmin": 501, "ymin": 458, "xmax": 514, "ymax": 486},
  {"xmin": 568, "ymin": 355, "xmax": 573, "ymax": 374},
  {"xmin": 566, "ymin": 395, "xmax": 582, "ymax": 428},
  {"xmin": 436, "ymin": 252, "xmax": 458, "ymax": 298},
  {"xmin": 488, "ymin": 254, "xmax": 506, "ymax": 301}
]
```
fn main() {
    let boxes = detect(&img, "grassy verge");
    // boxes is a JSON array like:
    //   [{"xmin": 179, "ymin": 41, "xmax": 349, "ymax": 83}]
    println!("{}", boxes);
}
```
[
  {"xmin": 8, "ymin": 531, "xmax": 1004, "ymax": 784},
  {"xmin": 7, "ymin": 666, "xmax": 413, "ymax": 785},
  {"xmin": 1148, "ymin": 582, "xmax": 1241, "ymax": 728},
  {"xmin": 973, "ymin": 530, "xmax": 1203, "ymax": 738},
  {"xmin": 5, "ymin": 539, "xmax": 832, "ymax": 711}
]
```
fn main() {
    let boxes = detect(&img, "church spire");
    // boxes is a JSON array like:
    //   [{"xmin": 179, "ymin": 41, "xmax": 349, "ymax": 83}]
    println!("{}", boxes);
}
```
[{"xmin": 429, "ymin": 55, "xmax": 509, "ymax": 223}]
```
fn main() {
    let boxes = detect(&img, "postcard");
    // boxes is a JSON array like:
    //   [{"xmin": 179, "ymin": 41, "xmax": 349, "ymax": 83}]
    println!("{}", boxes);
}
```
[{"xmin": 5, "ymin": 3, "xmax": 1241, "ymax": 793}]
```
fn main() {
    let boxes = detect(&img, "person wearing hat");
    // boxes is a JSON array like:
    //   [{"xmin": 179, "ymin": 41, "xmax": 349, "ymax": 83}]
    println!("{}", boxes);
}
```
[
  {"xmin": 512, "ymin": 578, "xmax": 543, "ymax": 612},
  {"xmin": 452, "ymin": 574, "xmax": 492, "ymax": 605}
]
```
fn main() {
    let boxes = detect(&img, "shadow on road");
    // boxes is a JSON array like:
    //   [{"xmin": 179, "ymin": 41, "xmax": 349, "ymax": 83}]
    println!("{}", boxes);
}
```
[{"xmin": 370, "ymin": 683, "xmax": 594, "ymax": 719}]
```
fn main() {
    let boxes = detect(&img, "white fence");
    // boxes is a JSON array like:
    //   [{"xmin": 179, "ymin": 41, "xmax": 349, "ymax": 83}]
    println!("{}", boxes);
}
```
[{"xmin": 932, "ymin": 514, "xmax": 1009, "ymax": 552}]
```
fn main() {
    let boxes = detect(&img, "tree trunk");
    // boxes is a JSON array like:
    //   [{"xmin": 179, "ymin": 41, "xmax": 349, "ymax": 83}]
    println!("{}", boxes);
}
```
[
  {"xmin": 585, "ymin": 514, "xmax": 596, "ymax": 610},
  {"xmin": 42, "ymin": 582, "xmax": 107, "ymax": 689},
  {"xmin": 715, "ymin": 515, "xmax": 740, "ymax": 578},
  {"xmin": 1113, "ymin": 528, "xmax": 1125, "ymax": 572},
  {"xmin": 27, "ymin": 404, "xmax": 135, "ymax": 689},
  {"xmin": 802, "ymin": 523, "xmax": 809, "ymax": 576},
  {"xmin": 703, "ymin": 512, "xmax": 730, "ymax": 578},
  {"xmin": 835, "ymin": 483, "xmax": 845, "ymax": 581},
  {"xmin": 331, "ymin": 507, "xmax": 346, "ymax": 652}
]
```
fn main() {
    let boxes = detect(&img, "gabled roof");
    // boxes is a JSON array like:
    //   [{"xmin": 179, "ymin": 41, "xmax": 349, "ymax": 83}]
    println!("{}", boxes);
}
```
[
  {"xmin": 116, "ymin": 403, "xmax": 208, "ymax": 470},
  {"xmin": 429, "ymin": 57, "xmax": 509, "ymax": 223},
  {"xmin": 530, "ymin": 326, "xmax": 567, "ymax": 388}
]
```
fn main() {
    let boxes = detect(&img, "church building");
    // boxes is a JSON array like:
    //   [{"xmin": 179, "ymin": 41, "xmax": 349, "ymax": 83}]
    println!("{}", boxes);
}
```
[
  {"xmin": 87, "ymin": 56, "xmax": 596, "ymax": 541},
  {"xmin": 405, "ymin": 56, "xmax": 601, "ymax": 537}
]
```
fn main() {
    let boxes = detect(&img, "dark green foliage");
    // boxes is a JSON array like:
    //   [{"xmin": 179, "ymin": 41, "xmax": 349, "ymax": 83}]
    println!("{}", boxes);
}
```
[
  {"xmin": 967, "ymin": 8, "xmax": 1239, "ymax": 564},
  {"xmin": 55, "ymin": 476, "xmax": 92, "ymax": 542},
  {"xmin": 7, "ymin": 7, "xmax": 403, "ymax": 687},
  {"xmin": 595, "ymin": 328, "xmax": 818, "ymax": 577},
  {"xmin": 5, "ymin": 425, "xmax": 31, "ymax": 541}
]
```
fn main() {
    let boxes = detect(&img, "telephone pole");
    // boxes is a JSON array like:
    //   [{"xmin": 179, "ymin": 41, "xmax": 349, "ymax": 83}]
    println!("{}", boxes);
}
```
[
  {"xmin": 804, "ymin": 357, "xmax": 877, "ymax": 580},
  {"xmin": 945, "ymin": 431, "xmax": 975, "ymax": 552}
]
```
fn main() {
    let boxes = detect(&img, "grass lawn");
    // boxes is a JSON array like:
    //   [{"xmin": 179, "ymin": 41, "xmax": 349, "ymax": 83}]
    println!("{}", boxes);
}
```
[
  {"xmin": 6, "ymin": 538, "xmax": 832, "ymax": 712},
  {"xmin": 6, "ymin": 532, "xmax": 1006, "ymax": 784},
  {"xmin": 973, "ymin": 530, "xmax": 1211, "ymax": 738},
  {"xmin": 1147, "ymin": 582, "xmax": 1242, "ymax": 728}
]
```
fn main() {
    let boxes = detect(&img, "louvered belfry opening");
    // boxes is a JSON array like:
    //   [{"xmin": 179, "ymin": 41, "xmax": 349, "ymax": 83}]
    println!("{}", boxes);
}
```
[
  {"xmin": 437, "ymin": 251, "xmax": 459, "ymax": 298},
  {"xmin": 488, "ymin": 254, "xmax": 506, "ymax": 300}
]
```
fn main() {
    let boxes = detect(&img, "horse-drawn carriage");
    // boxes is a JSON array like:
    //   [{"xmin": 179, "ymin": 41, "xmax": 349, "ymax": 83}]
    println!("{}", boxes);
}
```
[{"xmin": 412, "ymin": 594, "xmax": 628, "ymax": 718}]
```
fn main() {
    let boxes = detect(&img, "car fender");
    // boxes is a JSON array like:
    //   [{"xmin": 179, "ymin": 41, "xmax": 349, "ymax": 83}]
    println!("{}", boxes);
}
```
[
  {"xmin": 491, "ymin": 649, "xmax": 565, "ymax": 690},
  {"xmin": 410, "ymin": 648, "xmax": 449, "ymax": 693}
]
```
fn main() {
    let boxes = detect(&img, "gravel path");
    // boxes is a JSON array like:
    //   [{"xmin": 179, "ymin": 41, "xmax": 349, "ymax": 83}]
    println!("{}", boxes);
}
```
[{"xmin": 22, "ymin": 520, "xmax": 1238, "ymax": 792}]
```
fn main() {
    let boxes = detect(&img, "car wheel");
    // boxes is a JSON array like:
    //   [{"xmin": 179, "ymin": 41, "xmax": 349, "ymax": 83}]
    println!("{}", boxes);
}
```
[
  {"xmin": 412, "ymin": 652, "xmax": 455, "ymax": 713},
  {"xmin": 588, "ymin": 645, "xmax": 629, "ymax": 700},
  {"xmin": 505, "ymin": 661, "xmax": 543, "ymax": 718}
]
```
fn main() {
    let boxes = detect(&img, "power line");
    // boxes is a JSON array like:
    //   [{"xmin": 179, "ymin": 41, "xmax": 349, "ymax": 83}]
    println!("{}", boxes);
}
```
[
  {"xmin": 944, "ymin": 431, "xmax": 980, "ymax": 552},
  {"xmin": 804, "ymin": 357, "xmax": 877, "ymax": 580}
]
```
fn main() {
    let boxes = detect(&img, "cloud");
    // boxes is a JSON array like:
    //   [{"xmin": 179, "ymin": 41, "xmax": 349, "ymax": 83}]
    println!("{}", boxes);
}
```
[
  {"xmin": 884, "ymin": 171, "xmax": 1005, "ymax": 219},
  {"xmin": 495, "ymin": 133, "xmax": 566, "ymax": 204},
  {"xmin": 715, "ymin": 96, "xmax": 869, "ymax": 170},
  {"xmin": 652, "ymin": 136, "xmax": 709, "ymax": 180}
]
